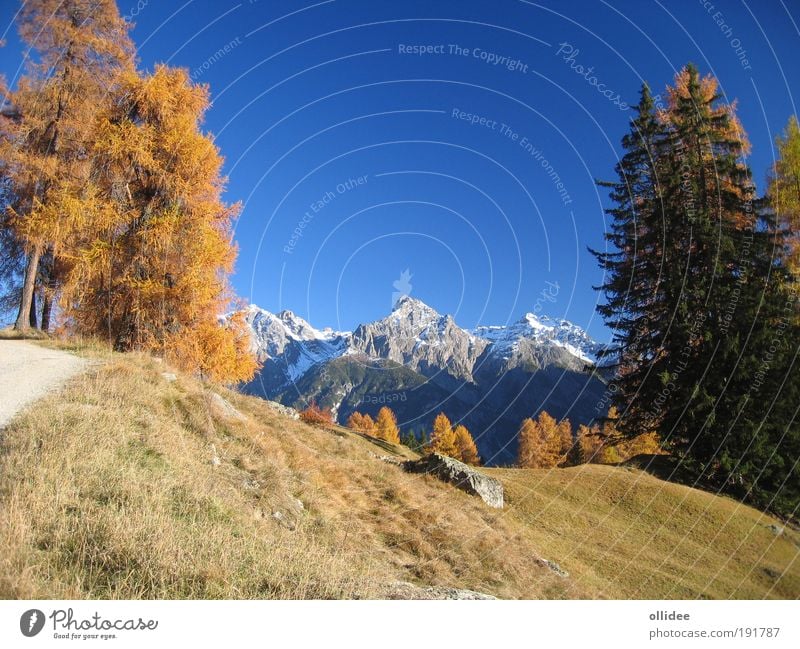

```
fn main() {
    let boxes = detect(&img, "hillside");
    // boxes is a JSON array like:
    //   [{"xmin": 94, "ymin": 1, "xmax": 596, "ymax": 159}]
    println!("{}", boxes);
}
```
[{"xmin": 0, "ymin": 343, "xmax": 797, "ymax": 599}]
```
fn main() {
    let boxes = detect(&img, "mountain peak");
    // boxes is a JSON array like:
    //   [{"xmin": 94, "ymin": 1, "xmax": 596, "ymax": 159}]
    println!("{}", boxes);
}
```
[{"xmin": 391, "ymin": 295, "xmax": 440, "ymax": 317}]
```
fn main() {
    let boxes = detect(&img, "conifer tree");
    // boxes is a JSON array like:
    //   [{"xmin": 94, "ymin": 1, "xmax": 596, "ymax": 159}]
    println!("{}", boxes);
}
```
[
  {"xmin": 591, "ymin": 83, "xmax": 669, "ymax": 435},
  {"xmin": 653, "ymin": 65, "xmax": 757, "ymax": 465},
  {"xmin": 767, "ymin": 116, "xmax": 800, "ymax": 280},
  {"xmin": 62, "ymin": 65, "xmax": 256, "ymax": 382},
  {"xmin": 2, "ymin": 0, "xmax": 134, "ymax": 332},
  {"xmin": 428, "ymin": 412, "xmax": 459, "ymax": 458},
  {"xmin": 401, "ymin": 429, "xmax": 425, "ymax": 453},
  {"xmin": 594, "ymin": 64, "xmax": 799, "ymax": 515},
  {"xmin": 374, "ymin": 406, "xmax": 400, "ymax": 444},
  {"xmin": 454, "ymin": 424, "xmax": 481, "ymax": 465},
  {"xmin": 517, "ymin": 411, "xmax": 562, "ymax": 468}
]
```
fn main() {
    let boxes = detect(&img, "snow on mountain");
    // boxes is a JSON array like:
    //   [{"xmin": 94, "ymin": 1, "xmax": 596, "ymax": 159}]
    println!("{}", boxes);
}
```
[
  {"xmin": 474, "ymin": 313, "xmax": 606, "ymax": 364},
  {"xmin": 350, "ymin": 296, "xmax": 487, "ymax": 387},
  {"xmin": 242, "ymin": 305, "xmax": 350, "ymax": 382},
  {"xmin": 241, "ymin": 297, "xmax": 604, "ymax": 385}
]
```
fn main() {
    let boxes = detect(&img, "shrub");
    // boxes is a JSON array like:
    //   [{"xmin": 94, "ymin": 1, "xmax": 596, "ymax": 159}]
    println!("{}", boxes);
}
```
[{"xmin": 299, "ymin": 401, "xmax": 334, "ymax": 427}]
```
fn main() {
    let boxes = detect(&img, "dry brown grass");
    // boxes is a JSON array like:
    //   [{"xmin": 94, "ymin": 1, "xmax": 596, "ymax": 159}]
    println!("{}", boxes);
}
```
[
  {"xmin": 0, "ymin": 327, "xmax": 50, "ymax": 340},
  {"xmin": 0, "ymin": 351, "xmax": 574, "ymax": 599},
  {"xmin": 1, "ymin": 347, "xmax": 796, "ymax": 599}
]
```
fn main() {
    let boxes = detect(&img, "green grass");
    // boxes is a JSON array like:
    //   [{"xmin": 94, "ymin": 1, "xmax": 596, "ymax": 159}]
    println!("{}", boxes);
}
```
[{"xmin": 491, "ymin": 464, "xmax": 799, "ymax": 598}]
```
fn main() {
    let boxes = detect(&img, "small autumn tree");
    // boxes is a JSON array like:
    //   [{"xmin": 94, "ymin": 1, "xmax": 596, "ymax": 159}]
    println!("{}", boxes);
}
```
[
  {"xmin": 374, "ymin": 406, "xmax": 400, "ymax": 444},
  {"xmin": 567, "ymin": 424, "xmax": 588, "ymax": 466},
  {"xmin": 577, "ymin": 423, "xmax": 602, "ymax": 463},
  {"xmin": 557, "ymin": 418, "xmax": 573, "ymax": 459},
  {"xmin": 347, "ymin": 411, "xmax": 365, "ymax": 431},
  {"xmin": 428, "ymin": 412, "xmax": 459, "ymax": 458},
  {"xmin": 347, "ymin": 411, "xmax": 376, "ymax": 435},
  {"xmin": 299, "ymin": 401, "xmax": 334, "ymax": 427},
  {"xmin": 517, "ymin": 411, "xmax": 563, "ymax": 468},
  {"xmin": 454, "ymin": 424, "xmax": 480, "ymax": 465}
]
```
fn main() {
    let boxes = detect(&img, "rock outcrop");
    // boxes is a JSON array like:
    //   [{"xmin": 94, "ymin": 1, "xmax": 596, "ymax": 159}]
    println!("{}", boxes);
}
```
[
  {"xmin": 403, "ymin": 453, "xmax": 504, "ymax": 508},
  {"xmin": 265, "ymin": 400, "xmax": 299, "ymax": 420}
]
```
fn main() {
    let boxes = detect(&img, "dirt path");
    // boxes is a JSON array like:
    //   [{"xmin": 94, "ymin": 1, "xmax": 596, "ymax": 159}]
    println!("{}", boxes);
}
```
[{"xmin": 0, "ymin": 340, "xmax": 88, "ymax": 429}]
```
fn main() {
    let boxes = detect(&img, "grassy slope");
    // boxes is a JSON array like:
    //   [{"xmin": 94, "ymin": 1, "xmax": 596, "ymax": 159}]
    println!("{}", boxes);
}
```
[{"xmin": 0, "ymin": 344, "xmax": 797, "ymax": 599}]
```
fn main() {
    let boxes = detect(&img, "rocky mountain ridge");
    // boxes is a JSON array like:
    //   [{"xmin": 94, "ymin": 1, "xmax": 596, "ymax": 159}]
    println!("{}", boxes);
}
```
[
  {"xmin": 241, "ymin": 295, "xmax": 606, "ymax": 388},
  {"xmin": 236, "ymin": 297, "xmax": 609, "ymax": 465}
]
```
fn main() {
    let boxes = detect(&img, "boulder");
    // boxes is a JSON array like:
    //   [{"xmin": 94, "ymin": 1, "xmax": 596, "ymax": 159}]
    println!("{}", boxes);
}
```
[
  {"xmin": 403, "ymin": 453, "xmax": 503, "ymax": 508},
  {"xmin": 208, "ymin": 392, "xmax": 247, "ymax": 421}
]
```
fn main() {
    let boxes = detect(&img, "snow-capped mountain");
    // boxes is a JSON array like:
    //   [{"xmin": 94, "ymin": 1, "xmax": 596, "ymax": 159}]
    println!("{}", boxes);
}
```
[
  {"xmin": 474, "ymin": 313, "xmax": 606, "ymax": 365},
  {"xmin": 349, "ymin": 296, "xmax": 488, "ymax": 389},
  {"xmin": 241, "ymin": 296, "xmax": 604, "ymax": 389},
  {"xmin": 237, "ymin": 297, "xmax": 608, "ymax": 464},
  {"xmin": 242, "ymin": 305, "xmax": 350, "ymax": 382}
]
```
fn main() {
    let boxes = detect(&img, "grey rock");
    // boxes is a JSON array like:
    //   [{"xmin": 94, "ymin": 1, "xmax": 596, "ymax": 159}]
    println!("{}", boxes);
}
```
[
  {"xmin": 768, "ymin": 524, "xmax": 785, "ymax": 536},
  {"xmin": 161, "ymin": 372, "xmax": 177, "ymax": 382},
  {"xmin": 403, "ymin": 453, "xmax": 503, "ymax": 508},
  {"xmin": 542, "ymin": 559, "xmax": 569, "ymax": 578},
  {"xmin": 266, "ymin": 400, "xmax": 299, "ymax": 420},
  {"xmin": 271, "ymin": 510, "xmax": 296, "ymax": 531},
  {"xmin": 385, "ymin": 581, "xmax": 496, "ymax": 600},
  {"xmin": 369, "ymin": 452, "xmax": 405, "ymax": 466},
  {"xmin": 208, "ymin": 392, "xmax": 246, "ymax": 421}
]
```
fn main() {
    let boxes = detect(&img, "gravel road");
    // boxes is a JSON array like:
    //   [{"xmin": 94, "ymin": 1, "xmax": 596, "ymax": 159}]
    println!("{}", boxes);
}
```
[{"xmin": 0, "ymin": 340, "xmax": 88, "ymax": 429}]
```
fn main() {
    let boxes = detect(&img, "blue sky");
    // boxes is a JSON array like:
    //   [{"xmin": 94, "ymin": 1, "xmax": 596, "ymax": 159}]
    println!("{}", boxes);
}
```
[{"xmin": 2, "ymin": 0, "xmax": 799, "ymax": 341}]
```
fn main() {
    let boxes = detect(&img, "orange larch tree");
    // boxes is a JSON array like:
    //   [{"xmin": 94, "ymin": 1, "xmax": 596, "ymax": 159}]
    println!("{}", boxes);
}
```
[
  {"xmin": 3, "ymin": 0, "xmax": 134, "ymax": 332},
  {"xmin": 517, "ymin": 411, "xmax": 563, "ymax": 468},
  {"xmin": 63, "ymin": 65, "xmax": 256, "ymax": 382},
  {"xmin": 454, "ymin": 424, "xmax": 481, "ymax": 465},
  {"xmin": 374, "ymin": 406, "xmax": 400, "ymax": 444},
  {"xmin": 428, "ymin": 412, "xmax": 459, "ymax": 458}
]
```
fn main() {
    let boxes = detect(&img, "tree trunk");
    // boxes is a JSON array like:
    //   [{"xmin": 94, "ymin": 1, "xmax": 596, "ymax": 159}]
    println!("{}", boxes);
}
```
[
  {"xmin": 14, "ymin": 242, "xmax": 42, "ymax": 332},
  {"xmin": 40, "ymin": 249, "xmax": 57, "ymax": 332},
  {"xmin": 29, "ymin": 290, "xmax": 37, "ymax": 329},
  {"xmin": 41, "ymin": 291, "xmax": 53, "ymax": 332}
]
